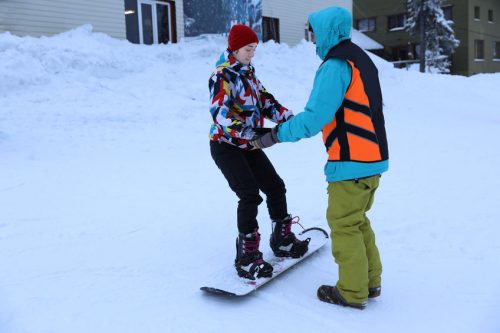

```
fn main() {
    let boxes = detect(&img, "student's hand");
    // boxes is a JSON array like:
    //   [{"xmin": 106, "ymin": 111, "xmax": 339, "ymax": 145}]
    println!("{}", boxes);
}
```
[
  {"xmin": 250, "ymin": 127, "xmax": 279, "ymax": 149},
  {"xmin": 252, "ymin": 127, "xmax": 272, "ymax": 137}
]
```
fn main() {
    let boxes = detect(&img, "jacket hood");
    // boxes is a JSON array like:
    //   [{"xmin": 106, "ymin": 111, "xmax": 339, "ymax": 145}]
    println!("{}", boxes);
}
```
[
  {"xmin": 308, "ymin": 6, "xmax": 352, "ymax": 60},
  {"xmin": 215, "ymin": 50, "xmax": 230, "ymax": 67}
]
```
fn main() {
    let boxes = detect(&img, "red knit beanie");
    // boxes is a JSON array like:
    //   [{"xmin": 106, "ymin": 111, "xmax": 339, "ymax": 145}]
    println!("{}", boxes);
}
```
[{"xmin": 228, "ymin": 24, "xmax": 259, "ymax": 52}]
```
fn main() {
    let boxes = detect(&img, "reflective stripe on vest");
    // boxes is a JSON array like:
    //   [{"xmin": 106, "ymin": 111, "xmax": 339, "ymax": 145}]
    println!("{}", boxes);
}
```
[{"xmin": 322, "ymin": 61, "xmax": 383, "ymax": 162}]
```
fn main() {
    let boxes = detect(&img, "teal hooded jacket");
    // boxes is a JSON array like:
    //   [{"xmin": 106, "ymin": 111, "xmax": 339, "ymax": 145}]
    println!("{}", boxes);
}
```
[{"xmin": 277, "ymin": 6, "xmax": 389, "ymax": 182}]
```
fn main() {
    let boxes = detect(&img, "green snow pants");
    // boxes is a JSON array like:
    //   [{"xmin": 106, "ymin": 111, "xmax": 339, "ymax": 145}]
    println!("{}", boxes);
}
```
[{"xmin": 326, "ymin": 175, "xmax": 382, "ymax": 305}]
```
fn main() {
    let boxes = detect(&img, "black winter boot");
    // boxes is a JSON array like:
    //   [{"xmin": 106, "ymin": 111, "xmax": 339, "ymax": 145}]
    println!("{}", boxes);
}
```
[
  {"xmin": 317, "ymin": 285, "xmax": 366, "ymax": 310},
  {"xmin": 270, "ymin": 215, "xmax": 309, "ymax": 258},
  {"xmin": 368, "ymin": 287, "xmax": 381, "ymax": 298},
  {"xmin": 235, "ymin": 229, "xmax": 273, "ymax": 280}
]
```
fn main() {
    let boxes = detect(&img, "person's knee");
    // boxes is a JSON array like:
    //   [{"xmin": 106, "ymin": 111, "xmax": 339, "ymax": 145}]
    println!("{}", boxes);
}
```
[
  {"xmin": 238, "ymin": 189, "xmax": 263, "ymax": 205},
  {"xmin": 264, "ymin": 177, "xmax": 286, "ymax": 197}
]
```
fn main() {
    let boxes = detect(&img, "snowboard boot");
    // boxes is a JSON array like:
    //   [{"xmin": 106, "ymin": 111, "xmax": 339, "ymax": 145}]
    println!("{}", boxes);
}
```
[
  {"xmin": 317, "ymin": 285, "xmax": 366, "ymax": 310},
  {"xmin": 235, "ymin": 229, "xmax": 273, "ymax": 280},
  {"xmin": 270, "ymin": 215, "xmax": 309, "ymax": 258}
]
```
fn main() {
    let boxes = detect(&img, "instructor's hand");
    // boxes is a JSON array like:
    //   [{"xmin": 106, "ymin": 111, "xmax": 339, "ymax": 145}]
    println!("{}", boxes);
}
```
[{"xmin": 250, "ymin": 127, "xmax": 279, "ymax": 149}]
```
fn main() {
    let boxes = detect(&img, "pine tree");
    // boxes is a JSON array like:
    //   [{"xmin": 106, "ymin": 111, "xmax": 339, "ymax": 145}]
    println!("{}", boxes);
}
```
[
  {"xmin": 406, "ymin": 0, "xmax": 459, "ymax": 73},
  {"xmin": 183, "ymin": 0, "xmax": 232, "ymax": 36}
]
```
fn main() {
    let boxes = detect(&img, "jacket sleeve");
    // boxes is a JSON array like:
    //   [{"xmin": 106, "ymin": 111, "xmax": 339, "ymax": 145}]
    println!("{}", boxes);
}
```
[
  {"xmin": 257, "ymin": 80, "xmax": 294, "ymax": 124},
  {"xmin": 209, "ymin": 71, "xmax": 255, "ymax": 140},
  {"xmin": 277, "ymin": 59, "xmax": 351, "ymax": 143}
]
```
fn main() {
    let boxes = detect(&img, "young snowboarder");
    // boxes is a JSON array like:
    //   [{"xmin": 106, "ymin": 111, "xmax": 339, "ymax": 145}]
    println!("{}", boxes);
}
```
[{"xmin": 208, "ymin": 24, "xmax": 309, "ymax": 280}]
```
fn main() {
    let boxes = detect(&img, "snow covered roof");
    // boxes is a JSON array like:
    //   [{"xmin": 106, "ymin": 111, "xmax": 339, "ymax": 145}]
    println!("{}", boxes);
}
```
[{"xmin": 351, "ymin": 29, "xmax": 383, "ymax": 50}]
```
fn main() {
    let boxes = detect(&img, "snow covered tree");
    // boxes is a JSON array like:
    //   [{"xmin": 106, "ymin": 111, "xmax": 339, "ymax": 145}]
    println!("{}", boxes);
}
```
[
  {"xmin": 183, "ymin": 0, "xmax": 262, "ymax": 37},
  {"xmin": 227, "ymin": 0, "xmax": 263, "ymax": 33},
  {"xmin": 406, "ymin": 0, "xmax": 460, "ymax": 73},
  {"xmin": 183, "ymin": 0, "xmax": 232, "ymax": 36}
]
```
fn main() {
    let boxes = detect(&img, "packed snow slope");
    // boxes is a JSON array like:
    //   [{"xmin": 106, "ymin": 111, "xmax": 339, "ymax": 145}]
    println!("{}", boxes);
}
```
[{"xmin": 1, "ymin": 26, "xmax": 499, "ymax": 333}]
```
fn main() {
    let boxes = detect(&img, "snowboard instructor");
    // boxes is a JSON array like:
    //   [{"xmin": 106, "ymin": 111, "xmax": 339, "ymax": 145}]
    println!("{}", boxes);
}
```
[{"xmin": 251, "ymin": 6, "xmax": 389, "ymax": 309}]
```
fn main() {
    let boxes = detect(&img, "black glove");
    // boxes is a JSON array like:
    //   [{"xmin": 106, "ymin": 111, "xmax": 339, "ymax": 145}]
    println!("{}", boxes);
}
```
[
  {"xmin": 250, "ymin": 127, "xmax": 279, "ymax": 149},
  {"xmin": 252, "ymin": 127, "xmax": 272, "ymax": 138}
]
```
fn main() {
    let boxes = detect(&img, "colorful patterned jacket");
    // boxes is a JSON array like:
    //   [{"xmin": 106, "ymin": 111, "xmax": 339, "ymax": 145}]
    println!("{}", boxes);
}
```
[{"xmin": 209, "ymin": 50, "xmax": 293, "ymax": 149}]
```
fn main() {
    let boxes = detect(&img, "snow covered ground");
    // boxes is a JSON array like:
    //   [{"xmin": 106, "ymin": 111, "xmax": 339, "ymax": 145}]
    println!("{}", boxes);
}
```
[{"xmin": 1, "ymin": 26, "xmax": 499, "ymax": 333}]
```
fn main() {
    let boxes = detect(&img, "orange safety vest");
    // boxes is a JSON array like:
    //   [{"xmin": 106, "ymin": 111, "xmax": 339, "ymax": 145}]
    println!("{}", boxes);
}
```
[{"xmin": 321, "ymin": 41, "xmax": 389, "ymax": 163}]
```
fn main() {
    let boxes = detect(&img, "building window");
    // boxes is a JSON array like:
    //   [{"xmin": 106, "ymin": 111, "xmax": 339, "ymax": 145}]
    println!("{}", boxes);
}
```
[
  {"xmin": 474, "ymin": 40, "xmax": 484, "ymax": 60},
  {"xmin": 262, "ymin": 17, "xmax": 280, "ymax": 43},
  {"xmin": 388, "ymin": 14, "xmax": 406, "ymax": 31},
  {"xmin": 488, "ymin": 9, "xmax": 493, "ymax": 23},
  {"xmin": 442, "ymin": 6, "xmax": 453, "ymax": 21},
  {"xmin": 392, "ymin": 45, "xmax": 410, "ymax": 60},
  {"xmin": 494, "ymin": 41, "xmax": 500, "ymax": 60},
  {"xmin": 125, "ymin": 0, "xmax": 140, "ymax": 43},
  {"xmin": 474, "ymin": 6, "xmax": 480, "ymax": 20},
  {"xmin": 357, "ymin": 18, "xmax": 376, "ymax": 32},
  {"xmin": 125, "ymin": 0, "xmax": 175, "ymax": 45},
  {"xmin": 305, "ymin": 22, "xmax": 312, "ymax": 41}
]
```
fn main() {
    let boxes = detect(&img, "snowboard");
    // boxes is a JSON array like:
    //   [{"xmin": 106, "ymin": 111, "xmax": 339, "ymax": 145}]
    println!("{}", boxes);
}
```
[{"xmin": 200, "ymin": 227, "xmax": 329, "ymax": 296}]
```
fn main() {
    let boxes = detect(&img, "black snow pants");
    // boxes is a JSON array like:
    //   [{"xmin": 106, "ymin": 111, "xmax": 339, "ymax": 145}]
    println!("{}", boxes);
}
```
[{"xmin": 210, "ymin": 141, "xmax": 288, "ymax": 234}]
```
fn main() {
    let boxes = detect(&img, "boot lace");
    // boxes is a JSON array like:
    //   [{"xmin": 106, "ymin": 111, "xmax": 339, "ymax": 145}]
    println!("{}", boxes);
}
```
[
  {"xmin": 243, "ymin": 231, "xmax": 261, "ymax": 253},
  {"xmin": 283, "ymin": 215, "xmax": 304, "ymax": 235},
  {"xmin": 243, "ymin": 231, "xmax": 265, "ymax": 264}
]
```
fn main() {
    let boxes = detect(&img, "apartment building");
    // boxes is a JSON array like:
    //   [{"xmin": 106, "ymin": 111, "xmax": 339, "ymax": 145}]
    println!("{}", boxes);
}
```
[{"xmin": 353, "ymin": 0, "xmax": 500, "ymax": 75}]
